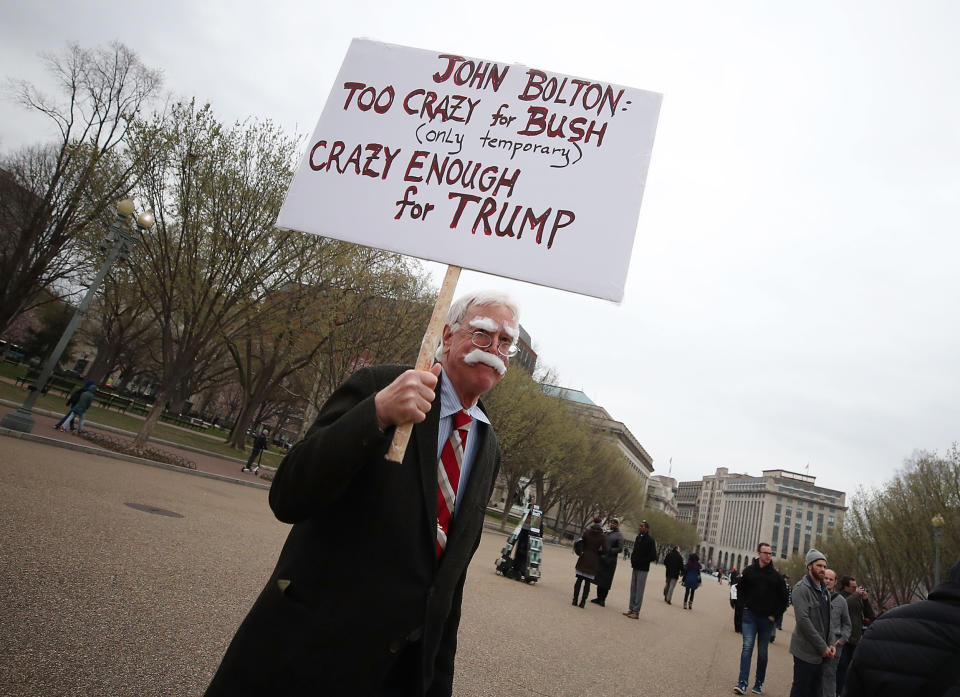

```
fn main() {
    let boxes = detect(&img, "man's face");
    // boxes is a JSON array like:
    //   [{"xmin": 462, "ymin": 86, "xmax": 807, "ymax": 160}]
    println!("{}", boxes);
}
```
[
  {"xmin": 844, "ymin": 578, "xmax": 858, "ymax": 593},
  {"xmin": 639, "ymin": 523, "xmax": 648, "ymax": 534},
  {"xmin": 824, "ymin": 569, "xmax": 837, "ymax": 591},
  {"xmin": 757, "ymin": 546, "xmax": 773, "ymax": 567},
  {"xmin": 441, "ymin": 303, "xmax": 516, "ymax": 406},
  {"xmin": 809, "ymin": 559, "xmax": 827, "ymax": 583}
]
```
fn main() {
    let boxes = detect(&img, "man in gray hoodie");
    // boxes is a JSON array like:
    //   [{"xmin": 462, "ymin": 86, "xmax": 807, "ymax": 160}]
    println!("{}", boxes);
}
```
[{"xmin": 789, "ymin": 549, "xmax": 834, "ymax": 697}]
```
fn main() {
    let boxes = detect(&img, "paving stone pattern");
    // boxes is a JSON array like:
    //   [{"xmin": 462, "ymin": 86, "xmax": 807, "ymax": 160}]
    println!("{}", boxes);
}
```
[{"xmin": 0, "ymin": 435, "xmax": 798, "ymax": 697}]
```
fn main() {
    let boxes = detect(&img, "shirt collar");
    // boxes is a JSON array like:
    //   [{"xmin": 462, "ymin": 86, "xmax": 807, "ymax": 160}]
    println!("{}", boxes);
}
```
[{"xmin": 439, "ymin": 367, "xmax": 490, "ymax": 425}]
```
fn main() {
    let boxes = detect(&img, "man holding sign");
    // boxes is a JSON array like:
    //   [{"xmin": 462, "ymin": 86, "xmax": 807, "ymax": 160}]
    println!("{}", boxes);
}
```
[{"xmin": 205, "ymin": 291, "xmax": 518, "ymax": 697}]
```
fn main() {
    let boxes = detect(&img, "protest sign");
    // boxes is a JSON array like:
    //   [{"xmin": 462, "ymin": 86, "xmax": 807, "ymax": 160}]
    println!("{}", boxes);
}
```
[{"xmin": 277, "ymin": 38, "xmax": 662, "ymax": 302}]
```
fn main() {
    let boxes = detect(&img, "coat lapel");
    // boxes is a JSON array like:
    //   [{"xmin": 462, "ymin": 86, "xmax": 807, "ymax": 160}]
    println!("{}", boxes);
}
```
[{"xmin": 415, "ymin": 389, "xmax": 441, "ymax": 555}]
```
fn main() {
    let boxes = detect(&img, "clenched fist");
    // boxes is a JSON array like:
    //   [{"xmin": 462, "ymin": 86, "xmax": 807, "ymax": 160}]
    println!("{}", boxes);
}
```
[{"xmin": 374, "ymin": 363, "xmax": 443, "ymax": 429}]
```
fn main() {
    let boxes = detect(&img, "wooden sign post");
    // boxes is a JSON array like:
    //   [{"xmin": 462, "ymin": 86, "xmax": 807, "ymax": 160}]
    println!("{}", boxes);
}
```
[{"xmin": 387, "ymin": 265, "xmax": 460, "ymax": 462}]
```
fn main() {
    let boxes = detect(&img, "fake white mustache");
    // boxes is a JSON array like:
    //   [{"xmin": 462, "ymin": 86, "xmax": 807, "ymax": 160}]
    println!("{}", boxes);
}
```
[{"xmin": 463, "ymin": 348, "xmax": 507, "ymax": 375}]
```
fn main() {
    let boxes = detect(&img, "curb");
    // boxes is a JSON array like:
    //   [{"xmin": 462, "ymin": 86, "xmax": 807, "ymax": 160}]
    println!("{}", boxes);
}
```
[
  {"xmin": 0, "ymin": 425, "xmax": 271, "ymax": 491},
  {"xmin": 0, "ymin": 397, "xmax": 278, "ymax": 473}
]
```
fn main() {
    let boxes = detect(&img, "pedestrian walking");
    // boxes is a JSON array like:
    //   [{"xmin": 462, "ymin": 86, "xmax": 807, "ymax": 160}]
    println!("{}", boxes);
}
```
[
  {"xmin": 842, "ymin": 558, "xmax": 960, "ymax": 697},
  {"xmin": 731, "ymin": 577, "xmax": 744, "ymax": 632},
  {"xmin": 682, "ymin": 553, "xmax": 702, "ymax": 609},
  {"xmin": 787, "ymin": 549, "xmax": 833, "ymax": 697},
  {"xmin": 573, "ymin": 516, "xmax": 607, "ymax": 607},
  {"xmin": 56, "ymin": 382, "xmax": 97, "ymax": 433},
  {"xmin": 820, "ymin": 569, "xmax": 850, "ymax": 697},
  {"xmin": 663, "ymin": 545, "xmax": 684, "ymax": 605},
  {"xmin": 734, "ymin": 542, "xmax": 789, "ymax": 695},
  {"xmin": 622, "ymin": 520, "xmax": 657, "ymax": 620},
  {"xmin": 241, "ymin": 429, "xmax": 269, "ymax": 474},
  {"xmin": 592, "ymin": 517, "xmax": 624, "ymax": 607},
  {"xmin": 54, "ymin": 380, "xmax": 94, "ymax": 431}
]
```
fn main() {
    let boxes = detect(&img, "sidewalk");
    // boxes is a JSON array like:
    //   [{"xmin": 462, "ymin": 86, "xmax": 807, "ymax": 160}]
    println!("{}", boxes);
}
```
[{"xmin": 0, "ymin": 399, "xmax": 269, "ymax": 489}]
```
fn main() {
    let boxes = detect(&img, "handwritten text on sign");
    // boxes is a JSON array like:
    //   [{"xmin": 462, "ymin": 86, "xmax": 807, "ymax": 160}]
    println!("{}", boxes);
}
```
[{"xmin": 277, "ymin": 39, "xmax": 661, "ymax": 301}]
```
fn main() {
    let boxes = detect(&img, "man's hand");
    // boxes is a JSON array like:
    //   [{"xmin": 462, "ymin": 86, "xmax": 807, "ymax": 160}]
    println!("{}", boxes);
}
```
[
  {"xmin": 374, "ymin": 364, "xmax": 442, "ymax": 429},
  {"xmin": 822, "ymin": 646, "xmax": 837, "ymax": 659}
]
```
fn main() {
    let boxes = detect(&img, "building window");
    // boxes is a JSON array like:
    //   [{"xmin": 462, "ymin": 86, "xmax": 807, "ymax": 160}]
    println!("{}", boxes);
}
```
[{"xmin": 776, "ymin": 504, "xmax": 782, "ymax": 513}]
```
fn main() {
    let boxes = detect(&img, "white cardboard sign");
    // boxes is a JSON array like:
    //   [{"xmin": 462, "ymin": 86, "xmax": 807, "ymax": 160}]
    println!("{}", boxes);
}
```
[{"xmin": 277, "ymin": 39, "xmax": 662, "ymax": 301}]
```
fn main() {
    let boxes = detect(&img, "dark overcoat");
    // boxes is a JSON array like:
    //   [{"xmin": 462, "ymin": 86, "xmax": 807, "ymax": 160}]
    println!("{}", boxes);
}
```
[
  {"xmin": 204, "ymin": 366, "xmax": 501, "ymax": 697},
  {"xmin": 575, "ymin": 523, "xmax": 607, "ymax": 578},
  {"xmin": 595, "ymin": 528, "xmax": 624, "ymax": 590}
]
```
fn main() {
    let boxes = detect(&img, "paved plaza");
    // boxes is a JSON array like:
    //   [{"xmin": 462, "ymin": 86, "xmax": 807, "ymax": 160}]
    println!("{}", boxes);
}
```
[{"xmin": 1, "ymin": 435, "xmax": 798, "ymax": 696}]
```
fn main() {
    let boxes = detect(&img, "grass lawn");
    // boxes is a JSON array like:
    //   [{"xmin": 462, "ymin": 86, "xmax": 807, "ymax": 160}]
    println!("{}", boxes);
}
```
[{"xmin": 0, "ymin": 380, "xmax": 285, "ymax": 467}]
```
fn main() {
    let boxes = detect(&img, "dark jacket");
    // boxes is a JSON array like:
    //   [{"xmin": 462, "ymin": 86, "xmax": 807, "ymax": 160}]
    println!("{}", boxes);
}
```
[
  {"xmin": 630, "ymin": 532, "xmax": 657, "ymax": 571},
  {"xmin": 595, "ymin": 527, "xmax": 624, "ymax": 590},
  {"xmin": 204, "ymin": 366, "xmax": 502, "ymax": 697},
  {"xmin": 841, "ymin": 559, "xmax": 960, "ymax": 697},
  {"xmin": 841, "ymin": 588, "xmax": 875, "ymax": 645},
  {"xmin": 251, "ymin": 433, "xmax": 268, "ymax": 452},
  {"xmin": 663, "ymin": 549, "xmax": 684, "ymax": 580},
  {"xmin": 738, "ymin": 559, "xmax": 789, "ymax": 618},
  {"xmin": 72, "ymin": 387, "xmax": 96, "ymax": 414},
  {"xmin": 682, "ymin": 555, "xmax": 702, "ymax": 589},
  {"xmin": 575, "ymin": 523, "xmax": 607, "ymax": 578}
]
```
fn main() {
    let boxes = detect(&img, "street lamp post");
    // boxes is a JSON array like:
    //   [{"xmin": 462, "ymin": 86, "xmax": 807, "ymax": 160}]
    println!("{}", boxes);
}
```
[
  {"xmin": 932, "ymin": 514, "xmax": 945, "ymax": 588},
  {"xmin": 0, "ymin": 200, "xmax": 154, "ymax": 433}
]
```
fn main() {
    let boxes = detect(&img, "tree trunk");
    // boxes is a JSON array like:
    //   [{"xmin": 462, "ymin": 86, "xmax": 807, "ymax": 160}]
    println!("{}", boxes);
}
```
[
  {"xmin": 227, "ymin": 399, "xmax": 258, "ymax": 450},
  {"xmin": 133, "ymin": 393, "xmax": 167, "ymax": 450}
]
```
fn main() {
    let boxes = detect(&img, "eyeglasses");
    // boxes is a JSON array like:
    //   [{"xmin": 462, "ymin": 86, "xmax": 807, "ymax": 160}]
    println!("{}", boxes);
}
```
[
  {"xmin": 465, "ymin": 329, "xmax": 518, "ymax": 357},
  {"xmin": 758, "ymin": 550, "xmax": 773, "ymax": 556}
]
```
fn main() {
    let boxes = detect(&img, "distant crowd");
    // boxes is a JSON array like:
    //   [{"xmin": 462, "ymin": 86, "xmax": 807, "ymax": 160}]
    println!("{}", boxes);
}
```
[{"xmin": 572, "ymin": 521, "xmax": 960, "ymax": 697}]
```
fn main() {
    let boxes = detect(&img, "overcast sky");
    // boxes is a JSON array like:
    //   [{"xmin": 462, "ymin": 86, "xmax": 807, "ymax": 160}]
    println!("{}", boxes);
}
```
[{"xmin": 2, "ymin": 1, "xmax": 957, "ymax": 500}]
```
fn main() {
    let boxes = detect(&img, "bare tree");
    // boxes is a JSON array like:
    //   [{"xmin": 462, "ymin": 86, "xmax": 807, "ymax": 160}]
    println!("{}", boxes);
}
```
[
  {"xmin": 128, "ymin": 100, "xmax": 301, "ymax": 449},
  {"xmin": 0, "ymin": 42, "xmax": 162, "ymax": 334}
]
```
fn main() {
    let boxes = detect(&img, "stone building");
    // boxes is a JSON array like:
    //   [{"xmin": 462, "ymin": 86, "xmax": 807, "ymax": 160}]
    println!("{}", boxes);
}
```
[{"xmin": 682, "ymin": 467, "xmax": 846, "ymax": 571}]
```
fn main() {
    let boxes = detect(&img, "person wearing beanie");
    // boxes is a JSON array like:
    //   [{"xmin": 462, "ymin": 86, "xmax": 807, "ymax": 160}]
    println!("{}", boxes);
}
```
[
  {"xmin": 734, "ymin": 542, "xmax": 789, "ymax": 694},
  {"xmin": 842, "ymin": 557, "xmax": 960, "ymax": 697},
  {"xmin": 787, "ymin": 549, "xmax": 833, "ymax": 697}
]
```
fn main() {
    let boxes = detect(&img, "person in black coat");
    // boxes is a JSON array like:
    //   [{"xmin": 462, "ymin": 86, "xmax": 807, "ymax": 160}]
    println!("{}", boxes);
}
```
[
  {"xmin": 573, "ymin": 517, "xmax": 608, "ymax": 607},
  {"xmin": 241, "ymin": 429, "xmax": 269, "ymax": 473},
  {"xmin": 623, "ymin": 520, "xmax": 657, "ymax": 619},
  {"xmin": 204, "ymin": 292, "xmax": 517, "ymax": 697},
  {"xmin": 841, "ymin": 558, "xmax": 960, "ymax": 697},
  {"xmin": 663, "ymin": 546, "xmax": 684, "ymax": 605},
  {"xmin": 592, "ymin": 518, "xmax": 624, "ymax": 606}
]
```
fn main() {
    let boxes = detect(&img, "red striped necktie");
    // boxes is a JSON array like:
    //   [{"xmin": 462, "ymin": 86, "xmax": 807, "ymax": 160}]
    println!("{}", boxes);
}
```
[{"xmin": 436, "ymin": 410, "xmax": 473, "ymax": 559}]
